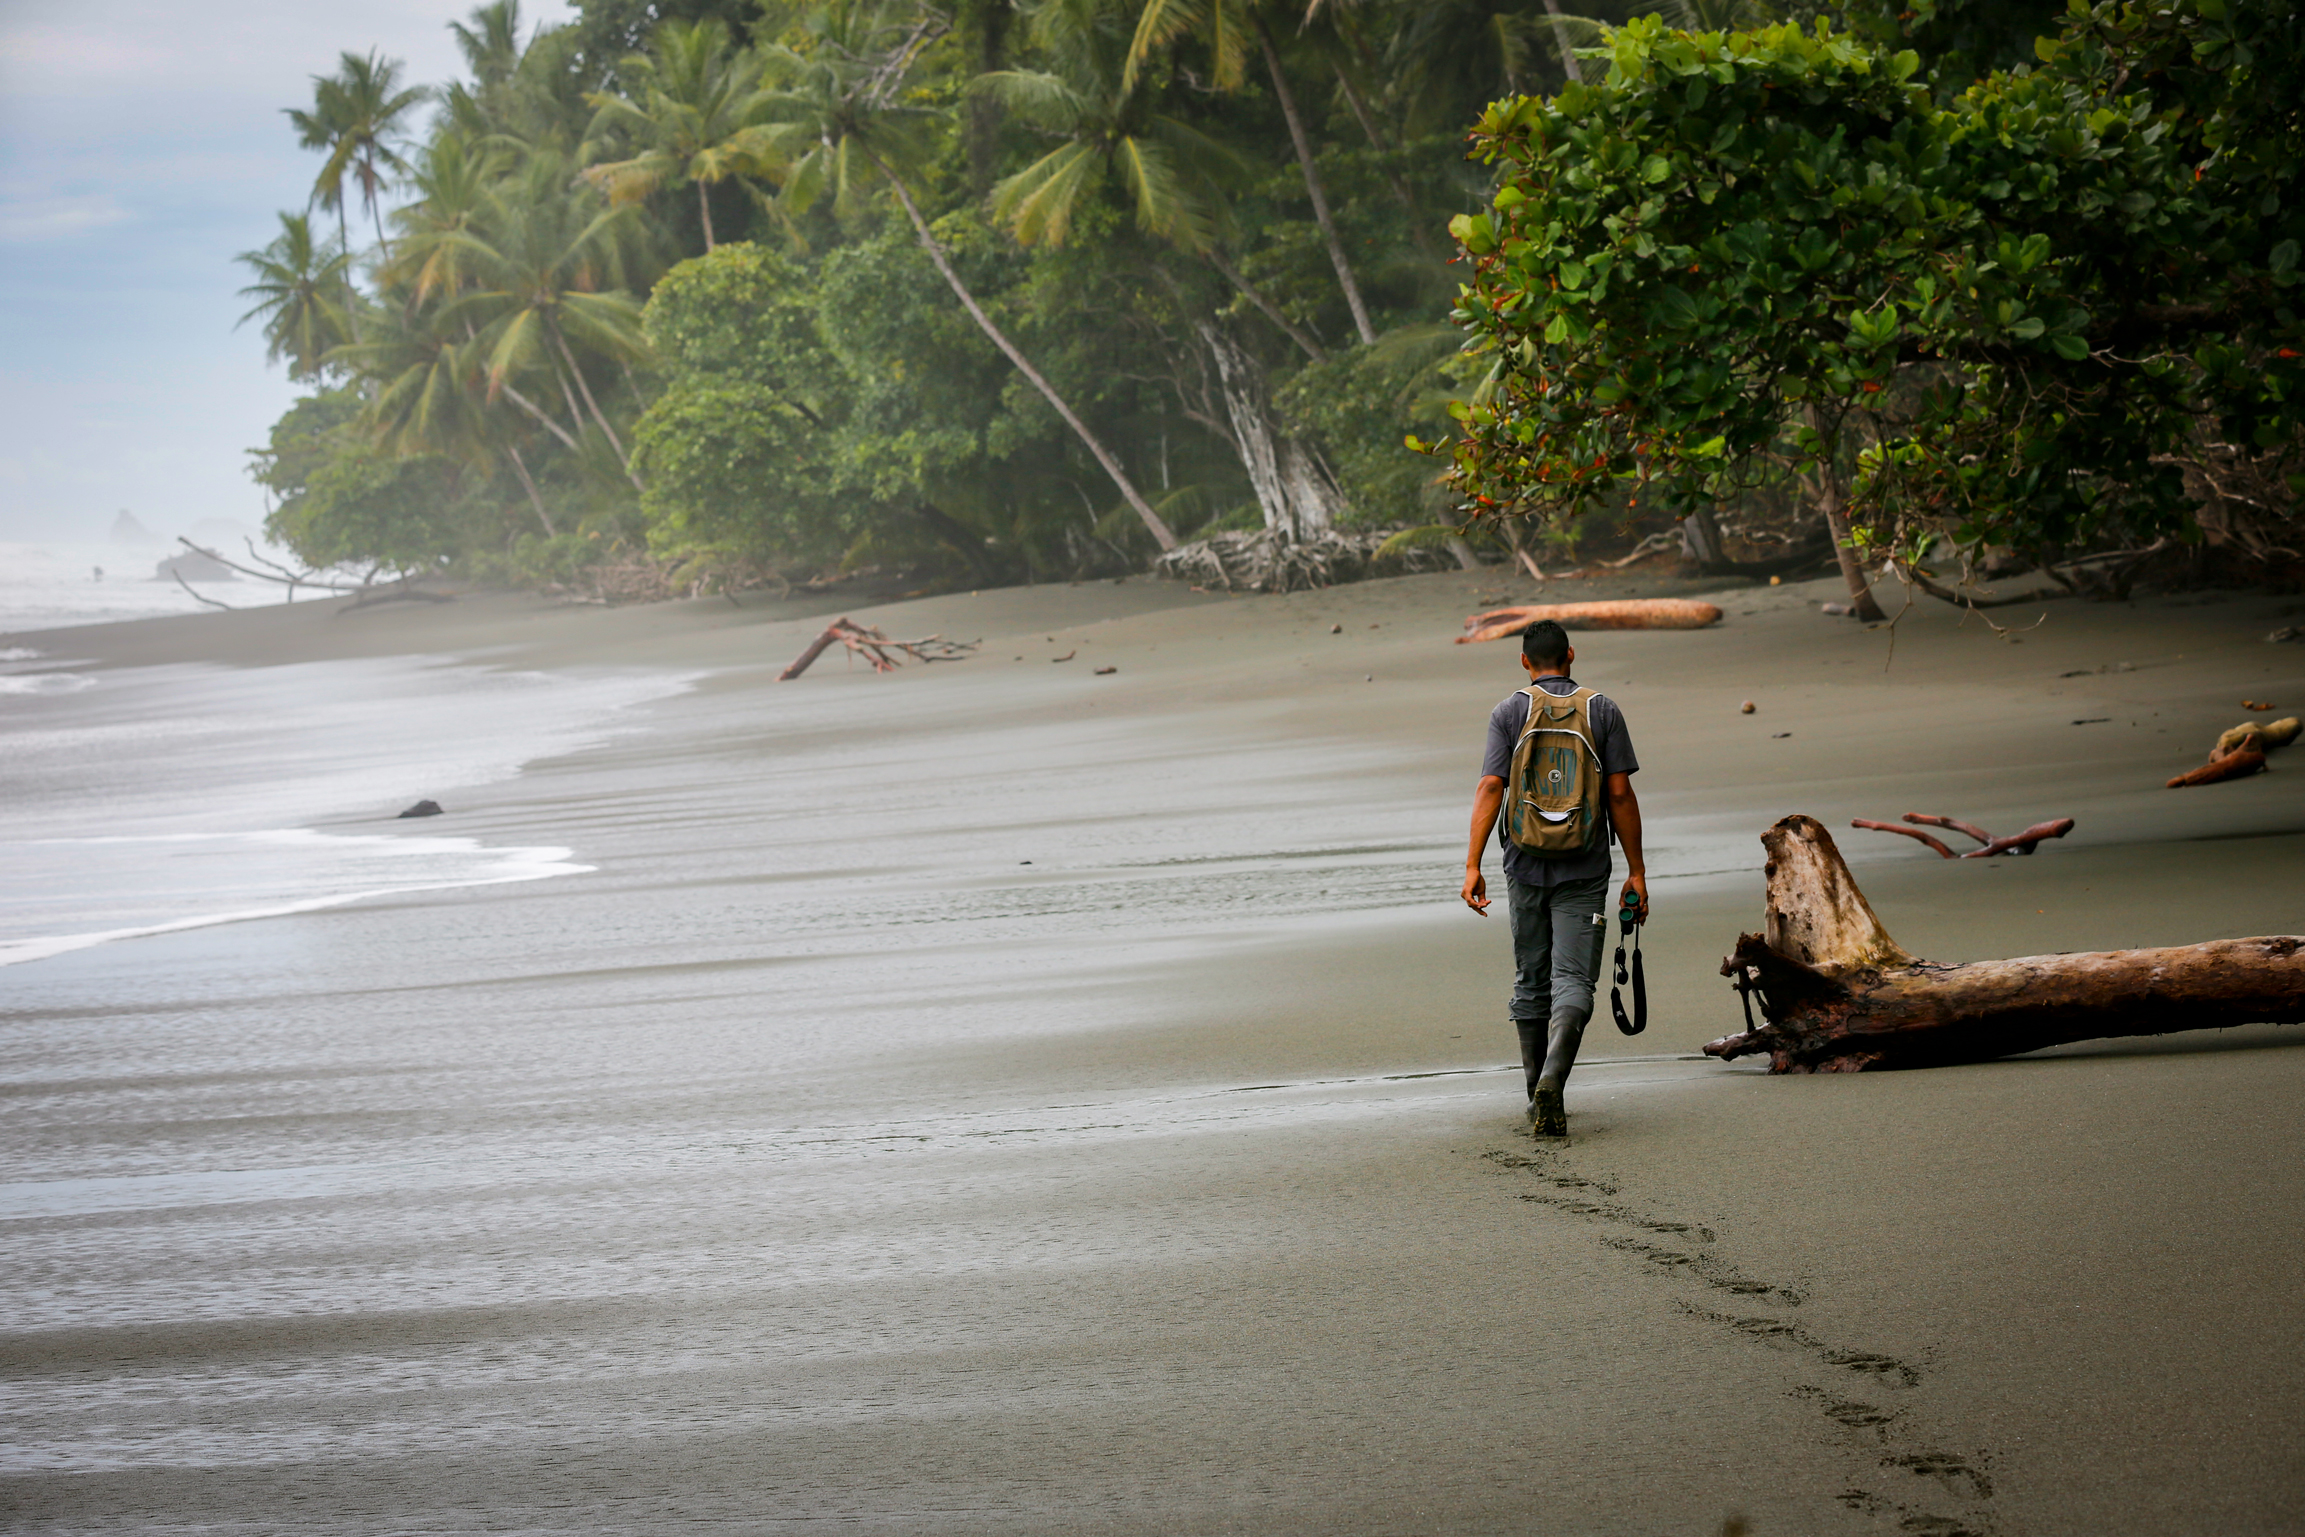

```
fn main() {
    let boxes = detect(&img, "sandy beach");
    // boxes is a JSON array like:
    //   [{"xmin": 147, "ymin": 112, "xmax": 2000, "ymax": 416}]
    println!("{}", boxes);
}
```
[{"xmin": 3, "ymin": 565, "xmax": 2301, "ymax": 1535}]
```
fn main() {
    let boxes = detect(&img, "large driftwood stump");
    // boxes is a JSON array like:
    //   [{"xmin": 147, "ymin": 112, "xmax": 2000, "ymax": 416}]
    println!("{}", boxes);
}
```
[{"xmin": 1706, "ymin": 815, "xmax": 2305, "ymax": 1073}]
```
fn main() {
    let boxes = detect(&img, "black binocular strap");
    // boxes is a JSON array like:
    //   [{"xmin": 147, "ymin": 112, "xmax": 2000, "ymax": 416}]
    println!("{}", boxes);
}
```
[{"xmin": 1610, "ymin": 918, "xmax": 1647, "ymax": 1036}]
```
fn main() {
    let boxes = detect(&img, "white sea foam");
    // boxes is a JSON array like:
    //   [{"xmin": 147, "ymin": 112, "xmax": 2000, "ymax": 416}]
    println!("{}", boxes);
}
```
[
  {"xmin": 0, "ymin": 671, "xmax": 95, "ymax": 695},
  {"xmin": 0, "ymin": 646, "xmax": 45, "ymax": 661},
  {"xmin": 0, "ymin": 829, "xmax": 589, "ymax": 968},
  {"xmin": 0, "ymin": 539, "xmax": 276, "ymax": 633},
  {"xmin": 0, "ymin": 654, "xmax": 696, "ymax": 967}
]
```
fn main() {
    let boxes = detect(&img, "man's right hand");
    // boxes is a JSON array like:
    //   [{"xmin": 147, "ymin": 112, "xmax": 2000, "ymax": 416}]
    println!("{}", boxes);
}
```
[{"xmin": 1461, "ymin": 865, "xmax": 1489, "ymax": 915}]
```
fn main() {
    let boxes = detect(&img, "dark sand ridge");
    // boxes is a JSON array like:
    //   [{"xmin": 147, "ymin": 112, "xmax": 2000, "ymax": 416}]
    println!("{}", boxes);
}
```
[{"xmin": 2, "ymin": 569, "xmax": 2301, "ymax": 1534}]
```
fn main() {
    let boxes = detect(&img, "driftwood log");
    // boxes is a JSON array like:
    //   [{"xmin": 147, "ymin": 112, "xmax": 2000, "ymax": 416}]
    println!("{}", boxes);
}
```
[
  {"xmin": 2168, "ymin": 746, "xmax": 2267, "ymax": 788},
  {"xmin": 1850, "ymin": 812, "xmax": 2074, "ymax": 859},
  {"xmin": 1458, "ymin": 599, "xmax": 1724, "ymax": 643},
  {"xmin": 1706, "ymin": 815, "xmax": 2305, "ymax": 1073},
  {"xmin": 779, "ymin": 617, "xmax": 978, "ymax": 681}
]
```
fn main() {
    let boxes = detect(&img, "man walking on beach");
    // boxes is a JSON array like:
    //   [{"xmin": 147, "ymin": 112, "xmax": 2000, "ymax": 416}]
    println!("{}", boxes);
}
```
[{"xmin": 1460, "ymin": 619, "xmax": 1646, "ymax": 1137}]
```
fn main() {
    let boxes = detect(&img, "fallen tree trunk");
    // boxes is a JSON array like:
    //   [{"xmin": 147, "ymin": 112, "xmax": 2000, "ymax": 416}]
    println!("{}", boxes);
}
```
[
  {"xmin": 1458, "ymin": 599, "xmax": 1723, "ymax": 643},
  {"xmin": 1706, "ymin": 815, "xmax": 2305, "ymax": 1073}
]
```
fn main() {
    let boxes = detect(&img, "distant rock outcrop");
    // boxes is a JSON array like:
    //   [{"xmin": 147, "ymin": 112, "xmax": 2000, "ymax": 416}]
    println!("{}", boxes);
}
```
[
  {"xmin": 396, "ymin": 800, "xmax": 445, "ymax": 819},
  {"xmin": 154, "ymin": 550, "xmax": 234, "ymax": 582},
  {"xmin": 110, "ymin": 510, "xmax": 160, "ymax": 545}
]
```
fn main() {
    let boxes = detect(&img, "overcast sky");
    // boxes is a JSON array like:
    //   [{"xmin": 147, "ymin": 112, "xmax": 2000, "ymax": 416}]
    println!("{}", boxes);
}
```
[{"xmin": 0, "ymin": 0, "xmax": 576, "ymax": 543}]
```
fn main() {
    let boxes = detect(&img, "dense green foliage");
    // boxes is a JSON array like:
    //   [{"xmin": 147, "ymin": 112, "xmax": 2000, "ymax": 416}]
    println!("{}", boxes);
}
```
[
  {"xmin": 246, "ymin": 0, "xmax": 1618, "ymax": 589},
  {"xmin": 631, "ymin": 244, "xmax": 852, "ymax": 560},
  {"xmin": 240, "ymin": 0, "xmax": 2294, "ymax": 595},
  {"xmin": 1439, "ymin": 0, "xmax": 2303, "ymax": 580}
]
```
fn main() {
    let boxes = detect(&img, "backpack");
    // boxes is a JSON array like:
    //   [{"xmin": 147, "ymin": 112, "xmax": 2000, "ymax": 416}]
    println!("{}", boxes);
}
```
[{"xmin": 1504, "ymin": 685, "xmax": 1605, "ymax": 855}]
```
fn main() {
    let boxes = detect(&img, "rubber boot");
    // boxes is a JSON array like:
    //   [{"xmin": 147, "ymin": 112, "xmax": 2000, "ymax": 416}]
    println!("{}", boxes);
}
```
[
  {"xmin": 1515, "ymin": 1018, "xmax": 1545, "ymax": 1119},
  {"xmin": 1530, "ymin": 1006, "xmax": 1589, "ymax": 1137}
]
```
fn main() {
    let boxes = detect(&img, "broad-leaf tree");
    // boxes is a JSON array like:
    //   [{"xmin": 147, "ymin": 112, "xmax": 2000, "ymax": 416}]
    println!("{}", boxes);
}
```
[{"xmin": 1435, "ymin": 5, "xmax": 2304, "ymax": 612}]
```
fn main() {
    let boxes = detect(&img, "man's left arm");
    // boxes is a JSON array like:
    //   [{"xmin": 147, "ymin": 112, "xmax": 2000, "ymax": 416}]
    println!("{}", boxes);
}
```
[{"xmin": 1607, "ymin": 772, "xmax": 1647, "ymax": 922}]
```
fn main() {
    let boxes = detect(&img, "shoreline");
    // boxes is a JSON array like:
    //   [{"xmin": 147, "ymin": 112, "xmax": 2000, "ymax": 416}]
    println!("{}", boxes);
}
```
[{"xmin": 3, "ymin": 563, "xmax": 2301, "ymax": 1533}]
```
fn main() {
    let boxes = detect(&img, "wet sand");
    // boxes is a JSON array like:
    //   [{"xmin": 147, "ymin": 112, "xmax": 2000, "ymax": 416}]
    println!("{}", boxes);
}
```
[{"xmin": 3, "ymin": 568, "xmax": 2302, "ymax": 1534}]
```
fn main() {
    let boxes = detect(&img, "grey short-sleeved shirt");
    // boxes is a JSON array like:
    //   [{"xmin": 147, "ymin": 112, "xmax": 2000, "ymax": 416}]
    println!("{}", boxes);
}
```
[{"xmin": 1481, "ymin": 676, "xmax": 1639, "ymax": 888}]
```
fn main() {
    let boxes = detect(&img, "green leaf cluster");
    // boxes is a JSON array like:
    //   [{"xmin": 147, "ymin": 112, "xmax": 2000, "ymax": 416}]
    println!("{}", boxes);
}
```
[{"xmin": 1442, "ymin": 0, "xmax": 2304, "ymax": 560}]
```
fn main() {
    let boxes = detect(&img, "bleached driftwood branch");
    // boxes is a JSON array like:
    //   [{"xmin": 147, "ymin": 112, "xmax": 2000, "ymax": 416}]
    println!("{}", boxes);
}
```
[{"xmin": 175, "ymin": 539, "xmax": 449, "ymax": 611}]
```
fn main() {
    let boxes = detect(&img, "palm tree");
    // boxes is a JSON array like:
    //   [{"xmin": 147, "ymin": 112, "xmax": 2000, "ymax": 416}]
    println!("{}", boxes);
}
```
[
  {"xmin": 580, "ymin": 17, "xmax": 782, "ymax": 252},
  {"xmin": 449, "ymin": 0, "xmax": 526, "ymax": 93},
  {"xmin": 286, "ymin": 50, "xmax": 429, "ymax": 251},
  {"xmin": 757, "ymin": 0, "xmax": 1180, "ymax": 549},
  {"xmin": 440, "ymin": 153, "xmax": 654, "ymax": 487},
  {"xmin": 234, "ymin": 212, "xmax": 355, "ymax": 377},
  {"xmin": 379, "ymin": 130, "xmax": 501, "ymax": 307},
  {"xmin": 978, "ymin": 1, "xmax": 1323, "ymax": 361},
  {"xmin": 337, "ymin": 303, "xmax": 565, "ymax": 537},
  {"xmin": 1124, "ymin": 0, "xmax": 1378, "ymax": 345}
]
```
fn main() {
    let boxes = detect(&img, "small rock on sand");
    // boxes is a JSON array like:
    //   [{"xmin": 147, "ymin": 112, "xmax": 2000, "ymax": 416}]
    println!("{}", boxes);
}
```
[{"xmin": 1740, "ymin": 700, "xmax": 1756, "ymax": 714}]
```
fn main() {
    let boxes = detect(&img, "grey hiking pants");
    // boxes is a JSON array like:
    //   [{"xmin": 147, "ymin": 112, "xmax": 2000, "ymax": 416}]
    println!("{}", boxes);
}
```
[{"xmin": 1507, "ymin": 873, "xmax": 1610, "ymax": 1098}]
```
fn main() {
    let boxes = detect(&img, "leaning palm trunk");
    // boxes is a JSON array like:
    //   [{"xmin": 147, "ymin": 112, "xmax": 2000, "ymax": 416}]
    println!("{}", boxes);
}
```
[
  {"xmin": 1195, "ymin": 319, "xmax": 1349, "ymax": 540},
  {"xmin": 504, "ymin": 443, "xmax": 558, "ymax": 536},
  {"xmin": 1330, "ymin": 66, "xmax": 1446, "ymax": 264},
  {"xmin": 861, "ymin": 144, "xmax": 1177, "ymax": 551},
  {"xmin": 547, "ymin": 321, "xmax": 643, "ymax": 490},
  {"xmin": 500, "ymin": 381, "xmax": 584, "ymax": 453},
  {"xmin": 1254, "ymin": 18, "xmax": 1376, "ymax": 348},
  {"xmin": 1540, "ymin": 0, "xmax": 1584, "ymax": 83},
  {"xmin": 1206, "ymin": 252, "xmax": 1325, "ymax": 362}
]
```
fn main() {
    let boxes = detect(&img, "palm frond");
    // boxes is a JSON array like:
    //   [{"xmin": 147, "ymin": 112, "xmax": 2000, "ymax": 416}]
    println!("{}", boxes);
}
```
[
  {"xmin": 1115, "ymin": 135, "xmax": 1217, "ymax": 253},
  {"xmin": 1125, "ymin": 0, "xmax": 1207, "ymax": 91},
  {"xmin": 968, "ymin": 69, "xmax": 1091, "ymax": 132},
  {"xmin": 992, "ymin": 141, "xmax": 1101, "ymax": 247}
]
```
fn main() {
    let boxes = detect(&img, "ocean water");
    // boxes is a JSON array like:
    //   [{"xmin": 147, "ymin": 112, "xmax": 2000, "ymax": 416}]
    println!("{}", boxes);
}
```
[
  {"xmin": 0, "ymin": 538, "xmax": 295, "ymax": 635},
  {"xmin": 0, "ymin": 646, "xmax": 695, "ymax": 968}
]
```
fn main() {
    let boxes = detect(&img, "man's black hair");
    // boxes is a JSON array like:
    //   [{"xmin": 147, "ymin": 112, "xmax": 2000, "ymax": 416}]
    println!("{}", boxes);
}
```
[{"xmin": 1520, "ymin": 619, "xmax": 1571, "ymax": 666}]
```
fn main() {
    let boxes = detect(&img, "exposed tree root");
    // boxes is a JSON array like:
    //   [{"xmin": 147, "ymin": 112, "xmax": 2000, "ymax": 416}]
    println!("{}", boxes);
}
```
[{"xmin": 1153, "ymin": 528, "xmax": 1458, "ymax": 594}]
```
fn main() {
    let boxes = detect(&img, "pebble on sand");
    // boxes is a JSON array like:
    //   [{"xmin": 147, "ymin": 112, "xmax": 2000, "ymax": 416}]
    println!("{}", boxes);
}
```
[{"xmin": 1740, "ymin": 700, "xmax": 1756, "ymax": 714}]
